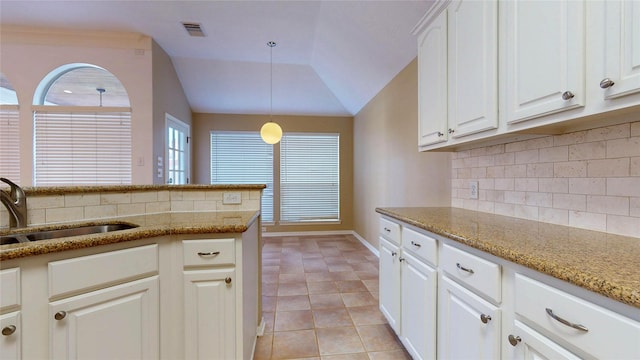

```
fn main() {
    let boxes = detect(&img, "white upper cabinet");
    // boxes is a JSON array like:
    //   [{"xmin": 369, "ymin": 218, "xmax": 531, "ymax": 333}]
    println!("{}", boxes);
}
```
[
  {"xmin": 598, "ymin": 0, "xmax": 640, "ymax": 101},
  {"xmin": 418, "ymin": 9, "xmax": 448, "ymax": 147},
  {"xmin": 447, "ymin": 0, "xmax": 498, "ymax": 137},
  {"xmin": 416, "ymin": 0, "xmax": 498, "ymax": 150},
  {"xmin": 502, "ymin": 0, "xmax": 585, "ymax": 124}
]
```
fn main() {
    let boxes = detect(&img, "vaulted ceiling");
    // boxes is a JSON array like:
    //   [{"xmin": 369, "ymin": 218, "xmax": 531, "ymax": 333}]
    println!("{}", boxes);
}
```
[{"xmin": 0, "ymin": 0, "xmax": 433, "ymax": 117}]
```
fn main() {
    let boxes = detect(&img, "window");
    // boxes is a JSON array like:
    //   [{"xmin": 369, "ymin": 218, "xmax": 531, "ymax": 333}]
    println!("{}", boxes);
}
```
[
  {"xmin": 0, "ymin": 73, "xmax": 20, "ymax": 182},
  {"xmin": 166, "ymin": 114, "xmax": 190, "ymax": 184},
  {"xmin": 210, "ymin": 132, "xmax": 274, "ymax": 222},
  {"xmin": 280, "ymin": 133, "xmax": 340, "ymax": 223},
  {"xmin": 33, "ymin": 65, "xmax": 132, "ymax": 186}
]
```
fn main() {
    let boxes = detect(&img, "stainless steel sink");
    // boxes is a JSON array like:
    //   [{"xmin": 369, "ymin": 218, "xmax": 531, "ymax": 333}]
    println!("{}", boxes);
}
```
[{"xmin": 0, "ymin": 223, "xmax": 138, "ymax": 245}]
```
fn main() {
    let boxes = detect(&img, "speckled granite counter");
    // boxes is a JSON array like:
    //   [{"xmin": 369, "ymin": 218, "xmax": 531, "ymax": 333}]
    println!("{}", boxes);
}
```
[
  {"xmin": 376, "ymin": 207, "xmax": 640, "ymax": 309},
  {"xmin": 20, "ymin": 183, "xmax": 266, "ymax": 195},
  {"xmin": 0, "ymin": 210, "xmax": 259, "ymax": 261}
]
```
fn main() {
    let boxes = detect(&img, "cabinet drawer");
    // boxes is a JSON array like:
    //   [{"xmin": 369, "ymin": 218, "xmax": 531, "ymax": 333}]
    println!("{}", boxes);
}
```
[
  {"xmin": 440, "ymin": 244, "xmax": 501, "ymax": 302},
  {"xmin": 0, "ymin": 268, "xmax": 20, "ymax": 310},
  {"xmin": 402, "ymin": 227, "xmax": 437, "ymax": 266},
  {"xmin": 379, "ymin": 217, "xmax": 400, "ymax": 245},
  {"xmin": 49, "ymin": 244, "xmax": 158, "ymax": 299},
  {"xmin": 515, "ymin": 274, "xmax": 640, "ymax": 359},
  {"xmin": 183, "ymin": 239, "xmax": 235, "ymax": 267}
]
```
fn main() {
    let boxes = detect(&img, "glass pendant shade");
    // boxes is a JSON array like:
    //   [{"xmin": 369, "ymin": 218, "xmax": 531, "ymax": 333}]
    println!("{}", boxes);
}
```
[{"xmin": 260, "ymin": 121, "xmax": 282, "ymax": 144}]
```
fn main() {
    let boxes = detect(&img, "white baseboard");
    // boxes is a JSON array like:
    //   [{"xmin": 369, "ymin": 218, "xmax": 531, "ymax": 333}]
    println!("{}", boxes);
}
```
[{"xmin": 262, "ymin": 230, "xmax": 379, "ymax": 258}]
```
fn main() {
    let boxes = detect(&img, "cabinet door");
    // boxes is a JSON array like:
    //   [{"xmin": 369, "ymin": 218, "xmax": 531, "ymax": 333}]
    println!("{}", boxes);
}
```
[
  {"xmin": 601, "ymin": 0, "xmax": 640, "ymax": 100},
  {"xmin": 438, "ymin": 276, "xmax": 500, "ymax": 360},
  {"xmin": 50, "ymin": 276, "xmax": 159, "ymax": 360},
  {"xmin": 400, "ymin": 252, "xmax": 437, "ymax": 360},
  {"xmin": 447, "ymin": 0, "xmax": 498, "ymax": 137},
  {"xmin": 503, "ymin": 0, "xmax": 585, "ymax": 124},
  {"xmin": 507, "ymin": 320, "xmax": 581, "ymax": 360},
  {"xmin": 184, "ymin": 268, "xmax": 236, "ymax": 360},
  {"xmin": 0, "ymin": 311, "xmax": 20, "ymax": 360},
  {"xmin": 379, "ymin": 237, "xmax": 401, "ymax": 333},
  {"xmin": 418, "ymin": 10, "xmax": 448, "ymax": 147}
]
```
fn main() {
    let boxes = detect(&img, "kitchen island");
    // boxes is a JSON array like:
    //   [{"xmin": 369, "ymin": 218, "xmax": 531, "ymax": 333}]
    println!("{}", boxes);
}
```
[{"xmin": 0, "ymin": 184, "xmax": 264, "ymax": 360}]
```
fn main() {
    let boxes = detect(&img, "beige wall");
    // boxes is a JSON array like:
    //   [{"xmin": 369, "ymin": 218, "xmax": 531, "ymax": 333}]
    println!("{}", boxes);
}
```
[
  {"xmin": 0, "ymin": 26, "xmax": 156, "ymax": 184},
  {"xmin": 192, "ymin": 113, "xmax": 354, "ymax": 233},
  {"xmin": 451, "ymin": 120, "xmax": 640, "ymax": 238},
  {"xmin": 353, "ymin": 59, "xmax": 451, "ymax": 249},
  {"xmin": 151, "ymin": 41, "xmax": 192, "ymax": 184}
]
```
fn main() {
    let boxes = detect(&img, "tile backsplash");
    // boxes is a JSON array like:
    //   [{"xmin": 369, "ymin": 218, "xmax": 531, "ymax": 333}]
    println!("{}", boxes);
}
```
[{"xmin": 452, "ymin": 121, "xmax": 640, "ymax": 238}]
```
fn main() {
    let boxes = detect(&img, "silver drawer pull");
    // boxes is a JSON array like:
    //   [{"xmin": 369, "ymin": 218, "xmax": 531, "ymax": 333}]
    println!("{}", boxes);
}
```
[
  {"xmin": 383, "ymin": 227, "xmax": 391, "ymax": 233},
  {"xmin": 508, "ymin": 335, "xmax": 522, "ymax": 346},
  {"xmin": 480, "ymin": 314, "xmax": 492, "ymax": 324},
  {"xmin": 456, "ymin": 263, "xmax": 474, "ymax": 274},
  {"xmin": 54, "ymin": 311, "xmax": 67, "ymax": 321},
  {"xmin": 411, "ymin": 241, "xmax": 421, "ymax": 248},
  {"xmin": 545, "ymin": 308, "xmax": 588, "ymax": 332},
  {"xmin": 197, "ymin": 251, "xmax": 221, "ymax": 256}
]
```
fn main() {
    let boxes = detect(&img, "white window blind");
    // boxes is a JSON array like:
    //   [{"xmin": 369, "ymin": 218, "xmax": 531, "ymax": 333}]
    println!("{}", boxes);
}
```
[
  {"xmin": 0, "ymin": 106, "xmax": 20, "ymax": 183},
  {"xmin": 280, "ymin": 133, "xmax": 340, "ymax": 223},
  {"xmin": 210, "ymin": 132, "xmax": 273, "ymax": 222},
  {"xmin": 33, "ymin": 110, "xmax": 132, "ymax": 186}
]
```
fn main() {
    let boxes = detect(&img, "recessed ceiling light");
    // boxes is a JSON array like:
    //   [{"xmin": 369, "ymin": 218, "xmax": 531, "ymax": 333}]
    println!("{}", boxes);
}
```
[{"xmin": 63, "ymin": 90, "xmax": 72, "ymax": 94}]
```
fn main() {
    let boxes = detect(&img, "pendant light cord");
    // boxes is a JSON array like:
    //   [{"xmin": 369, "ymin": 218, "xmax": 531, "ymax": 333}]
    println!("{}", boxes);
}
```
[{"xmin": 268, "ymin": 41, "xmax": 276, "ymax": 121}]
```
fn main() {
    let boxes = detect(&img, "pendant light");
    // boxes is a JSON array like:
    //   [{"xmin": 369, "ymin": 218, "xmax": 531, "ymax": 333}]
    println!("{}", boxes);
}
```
[{"xmin": 261, "ymin": 41, "xmax": 283, "ymax": 144}]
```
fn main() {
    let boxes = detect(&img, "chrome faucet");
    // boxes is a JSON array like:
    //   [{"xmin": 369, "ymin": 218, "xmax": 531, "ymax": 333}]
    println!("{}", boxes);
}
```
[{"xmin": 0, "ymin": 178, "xmax": 27, "ymax": 228}]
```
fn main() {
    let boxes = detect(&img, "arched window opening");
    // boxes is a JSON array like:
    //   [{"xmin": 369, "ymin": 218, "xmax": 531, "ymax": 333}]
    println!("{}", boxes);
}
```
[
  {"xmin": 0, "ymin": 73, "xmax": 20, "ymax": 183},
  {"xmin": 33, "ymin": 65, "xmax": 132, "ymax": 186}
]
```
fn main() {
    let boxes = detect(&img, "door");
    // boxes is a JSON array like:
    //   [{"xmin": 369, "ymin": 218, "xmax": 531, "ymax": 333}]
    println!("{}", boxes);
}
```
[
  {"xmin": 447, "ymin": 0, "xmax": 498, "ymax": 138},
  {"xmin": 50, "ymin": 277, "xmax": 159, "ymax": 360},
  {"xmin": 183, "ymin": 268, "xmax": 236, "ymax": 360},
  {"xmin": 503, "ymin": 0, "xmax": 585, "ymax": 123},
  {"xmin": 438, "ymin": 275, "xmax": 500, "ymax": 360},
  {"xmin": 166, "ymin": 114, "xmax": 190, "ymax": 184},
  {"xmin": 418, "ymin": 10, "xmax": 448, "ymax": 147},
  {"xmin": 400, "ymin": 251, "xmax": 437, "ymax": 360},
  {"xmin": 0, "ymin": 311, "xmax": 20, "ymax": 360},
  {"xmin": 379, "ymin": 237, "xmax": 401, "ymax": 333}
]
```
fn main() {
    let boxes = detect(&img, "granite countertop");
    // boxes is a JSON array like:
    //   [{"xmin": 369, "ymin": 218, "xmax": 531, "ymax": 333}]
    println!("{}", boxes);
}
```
[
  {"xmin": 0, "ymin": 210, "xmax": 259, "ymax": 261},
  {"xmin": 376, "ymin": 207, "xmax": 640, "ymax": 309},
  {"xmin": 21, "ymin": 183, "xmax": 266, "ymax": 195}
]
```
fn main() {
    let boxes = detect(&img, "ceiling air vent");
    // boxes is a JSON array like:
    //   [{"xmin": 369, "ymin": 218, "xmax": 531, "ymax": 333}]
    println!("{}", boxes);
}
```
[{"xmin": 182, "ymin": 22, "xmax": 205, "ymax": 37}]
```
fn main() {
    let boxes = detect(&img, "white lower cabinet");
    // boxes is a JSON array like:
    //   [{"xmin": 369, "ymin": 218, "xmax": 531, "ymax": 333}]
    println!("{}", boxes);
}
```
[
  {"xmin": 438, "ymin": 275, "xmax": 500, "ymax": 360},
  {"xmin": 379, "ymin": 237, "xmax": 401, "ymax": 333},
  {"xmin": 49, "ymin": 277, "xmax": 159, "ymax": 359},
  {"xmin": 0, "ymin": 268, "xmax": 20, "ymax": 360},
  {"xmin": 400, "ymin": 251, "xmax": 437, "ymax": 360},
  {"xmin": 183, "ymin": 269, "xmax": 236, "ymax": 360},
  {"xmin": 378, "ymin": 215, "xmax": 640, "ymax": 360},
  {"xmin": 507, "ymin": 320, "xmax": 581, "ymax": 360}
]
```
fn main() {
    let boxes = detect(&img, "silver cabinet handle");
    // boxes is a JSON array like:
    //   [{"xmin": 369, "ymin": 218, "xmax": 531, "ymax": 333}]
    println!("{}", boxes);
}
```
[
  {"xmin": 508, "ymin": 335, "xmax": 522, "ymax": 346},
  {"xmin": 54, "ymin": 311, "xmax": 67, "ymax": 321},
  {"xmin": 225, "ymin": 277, "xmax": 232, "ymax": 284},
  {"xmin": 410, "ymin": 241, "xmax": 421, "ymax": 248},
  {"xmin": 383, "ymin": 227, "xmax": 391, "ymax": 233},
  {"xmin": 561, "ymin": 91, "xmax": 575, "ymax": 100},
  {"xmin": 437, "ymin": 132, "xmax": 444, "ymax": 137},
  {"xmin": 545, "ymin": 308, "xmax": 588, "ymax": 332},
  {"xmin": 197, "ymin": 251, "xmax": 220, "ymax": 256},
  {"xmin": 600, "ymin": 78, "xmax": 615, "ymax": 89},
  {"xmin": 2, "ymin": 325, "xmax": 16, "ymax": 336},
  {"xmin": 448, "ymin": 128, "xmax": 455, "ymax": 134},
  {"xmin": 480, "ymin": 314, "xmax": 492, "ymax": 324},
  {"xmin": 391, "ymin": 251, "xmax": 397, "ymax": 257},
  {"xmin": 399, "ymin": 257, "xmax": 406, "ymax": 262},
  {"xmin": 456, "ymin": 263, "xmax": 474, "ymax": 274}
]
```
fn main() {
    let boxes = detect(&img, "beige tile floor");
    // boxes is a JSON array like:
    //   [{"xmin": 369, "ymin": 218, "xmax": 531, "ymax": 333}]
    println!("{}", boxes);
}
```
[{"xmin": 254, "ymin": 234, "xmax": 412, "ymax": 360}]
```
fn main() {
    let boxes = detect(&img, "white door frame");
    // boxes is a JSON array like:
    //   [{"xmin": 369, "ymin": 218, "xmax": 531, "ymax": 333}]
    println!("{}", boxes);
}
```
[{"xmin": 165, "ymin": 113, "xmax": 191, "ymax": 184}]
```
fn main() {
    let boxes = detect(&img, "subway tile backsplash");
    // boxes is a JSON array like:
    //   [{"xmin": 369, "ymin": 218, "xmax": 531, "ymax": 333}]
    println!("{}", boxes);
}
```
[{"xmin": 452, "ymin": 121, "xmax": 640, "ymax": 238}]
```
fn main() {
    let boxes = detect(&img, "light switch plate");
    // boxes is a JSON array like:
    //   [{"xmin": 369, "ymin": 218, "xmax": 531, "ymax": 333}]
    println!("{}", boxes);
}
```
[
  {"xmin": 223, "ymin": 192, "xmax": 241, "ymax": 204},
  {"xmin": 470, "ymin": 181, "xmax": 479, "ymax": 199}
]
